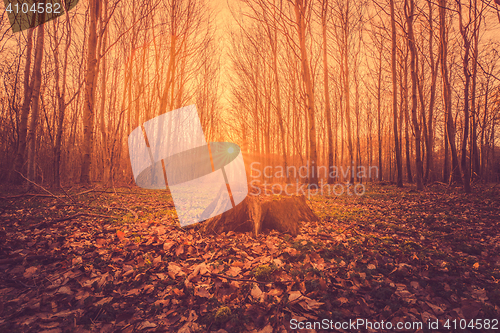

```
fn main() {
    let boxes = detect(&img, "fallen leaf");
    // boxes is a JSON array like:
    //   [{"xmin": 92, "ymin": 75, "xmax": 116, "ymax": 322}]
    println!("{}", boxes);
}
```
[
  {"xmin": 176, "ymin": 244, "xmax": 185, "ymax": 256},
  {"xmin": 153, "ymin": 255, "xmax": 162, "ymax": 265},
  {"xmin": 338, "ymin": 297, "xmax": 349, "ymax": 305},
  {"xmin": 57, "ymin": 286, "xmax": 72, "ymax": 295},
  {"xmin": 116, "ymin": 230, "xmax": 125, "ymax": 241},
  {"xmin": 251, "ymin": 285, "xmax": 264, "ymax": 302},
  {"xmin": 194, "ymin": 285, "xmax": 212, "ymax": 298},
  {"xmin": 299, "ymin": 298, "xmax": 324, "ymax": 311},
  {"xmin": 461, "ymin": 300, "xmax": 482, "ymax": 319},
  {"xmin": 258, "ymin": 324, "xmax": 273, "ymax": 333},
  {"xmin": 163, "ymin": 241, "xmax": 176, "ymax": 251},
  {"xmin": 426, "ymin": 301, "xmax": 444, "ymax": 315},
  {"xmin": 23, "ymin": 266, "xmax": 37, "ymax": 279},
  {"xmin": 168, "ymin": 263, "xmax": 183, "ymax": 279},
  {"xmin": 226, "ymin": 266, "xmax": 241, "ymax": 277},
  {"xmin": 126, "ymin": 288, "xmax": 140, "ymax": 296},
  {"xmin": 72, "ymin": 257, "xmax": 82, "ymax": 266},
  {"xmin": 288, "ymin": 291, "xmax": 303, "ymax": 303},
  {"xmin": 137, "ymin": 321, "xmax": 157, "ymax": 330},
  {"xmin": 143, "ymin": 284, "xmax": 154, "ymax": 294},
  {"xmin": 95, "ymin": 297, "xmax": 113, "ymax": 306}
]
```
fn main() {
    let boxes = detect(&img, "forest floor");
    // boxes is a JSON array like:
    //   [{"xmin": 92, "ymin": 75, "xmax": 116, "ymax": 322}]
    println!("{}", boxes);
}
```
[{"xmin": 0, "ymin": 182, "xmax": 499, "ymax": 333}]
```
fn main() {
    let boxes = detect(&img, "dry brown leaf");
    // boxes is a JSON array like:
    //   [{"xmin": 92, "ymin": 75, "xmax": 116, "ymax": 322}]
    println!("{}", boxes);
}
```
[
  {"xmin": 176, "ymin": 244, "xmax": 185, "ymax": 256},
  {"xmin": 425, "ymin": 301, "xmax": 444, "ymax": 315},
  {"xmin": 126, "ymin": 288, "xmax": 140, "ymax": 296},
  {"xmin": 299, "ymin": 298, "xmax": 324, "ymax": 311},
  {"xmin": 116, "ymin": 230, "xmax": 125, "ymax": 241},
  {"xmin": 56, "ymin": 286, "xmax": 72, "ymax": 295},
  {"xmin": 257, "ymin": 324, "xmax": 274, "ymax": 333},
  {"xmin": 137, "ymin": 321, "xmax": 157, "ymax": 330},
  {"xmin": 96, "ymin": 238, "xmax": 106, "ymax": 248},
  {"xmin": 288, "ymin": 291, "xmax": 303, "ymax": 303},
  {"xmin": 251, "ymin": 285, "xmax": 264, "ymax": 302},
  {"xmin": 194, "ymin": 285, "xmax": 212, "ymax": 298},
  {"xmin": 95, "ymin": 297, "xmax": 113, "ymax": 306},
  {"xmin": 163, "ymin": 241, "xmax": 176, "ymax": 251},
  {"xmin": 338, "ymin": 297, "xmax": 349, "ymax": 305},
  {"xmin": 143, "ymin": 284, "xmax": 154, "ymax": 294},
  {"xmin": 153, "ymin": 255, "xmax": 162, "ymax": 265},
  {"xmin": 23, "ymin": 266, "xmax": 37, "ymax": 279},
  {"xmin": 168, "ymin": 263, "xmax": 183, "ymax": 279},
  {"xmin": 226, "ymin": 266, "xmax": 241, "ymax": 277}
]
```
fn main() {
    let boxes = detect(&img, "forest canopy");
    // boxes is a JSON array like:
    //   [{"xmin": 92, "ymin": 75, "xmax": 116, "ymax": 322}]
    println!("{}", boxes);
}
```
[{"xmin": 0, "ymin": 0, "xmax": 498, "ymax": 189}]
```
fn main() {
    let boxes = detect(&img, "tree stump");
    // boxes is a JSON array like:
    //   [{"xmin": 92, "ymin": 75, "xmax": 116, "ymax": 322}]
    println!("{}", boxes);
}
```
[{"xmin": 201, "ymin": 194, "xmax": 319, "ymax": 237}]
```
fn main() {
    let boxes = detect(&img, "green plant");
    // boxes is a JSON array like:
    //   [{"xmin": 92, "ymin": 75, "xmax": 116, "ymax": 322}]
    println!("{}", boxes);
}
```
[
  {"xmin": 252, "ymin": 264, "xmax": 275, "ymax": 281},
  {"xmin": 214, "ymin": 306, "xmax": 231, "ymax": 324}
]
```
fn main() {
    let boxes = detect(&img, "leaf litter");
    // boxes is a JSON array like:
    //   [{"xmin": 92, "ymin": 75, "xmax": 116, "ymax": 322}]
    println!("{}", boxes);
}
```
[{"xmin": 0, "ymin": 184, "xmax": 499, "ymax": 332}]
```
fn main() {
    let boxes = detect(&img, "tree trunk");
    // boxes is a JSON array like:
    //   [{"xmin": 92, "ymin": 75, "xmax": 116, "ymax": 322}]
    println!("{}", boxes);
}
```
[
  {"xmin": 390, "ymin": 0, "xmax": 403, "ymax": 187},
  {"xmin": 53, "ymin": 16, "xmax": 72, "ymax": 188},
  {"xmin": 470, "ymin": 2, "xmax": 482, "ymax": 181},
  {"xmin": 439, "ymin": 0, "xmax": 462, "ymax": 185},
  {"xmin": 425, "ymin": 0, "xmax": 438, "ymax": 183},
  {"xmin": 202, "ymin": 194, "xmax": 319, "ymax": 237},
  {"xmin": 341, "ymin": 2, "xmax": 354, "ymax": 184},
  {"xmin": 80, "ymin": 0, "xmax": 101, "ymax": 184},
  {"xmin": 99, "ymin": 13, "xmax": 109, "ymax": 184},
  {"xmin": 11, "ymin": 28, "xmax": 34, "ymax": 184},
  {"xmin": 406, "ymin": 0, "xmax": 423, "ymax": 190},
  {"xmin": 403, "ymin": 49, "xmax": 413, "ymax": 183},
  {"xmin": 27, "ymin": 23, "xmax": 45, "ymax": 183},
  {"xmin": 322, "ymin": 0, "xmax": 334, "ymax": 185},
  {"xmin": 457, "ymin": 0, "xmax": 472, "ymax": 193},
  {"xmin": 377, "ymin": 50, "xmax": 383, "ymax": 182},
  {"xmin": 294, "ymin": 0, "xmax": 318, "ymax": 186},
  {"xmin": 268, "ymin": 10, "xmax": 288, "ymax": 183}
]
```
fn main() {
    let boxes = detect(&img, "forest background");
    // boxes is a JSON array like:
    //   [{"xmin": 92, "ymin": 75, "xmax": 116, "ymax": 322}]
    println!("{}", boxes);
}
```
[{"xmin": 0, "ymin": 0, "xmax": 499, "ymax": 191}]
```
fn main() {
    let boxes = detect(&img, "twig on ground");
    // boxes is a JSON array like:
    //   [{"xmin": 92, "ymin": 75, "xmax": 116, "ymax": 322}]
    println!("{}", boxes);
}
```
[
  {"xmin": 0, "ymin": 188, "xmax": 97, "ymax": 201},
  {"xmin": 0, "ymin": 193, "xmax": 55, "ymax": 200},
  {"xmin": 338, "ymin": 224, "xmax": 357, "ymax": 234},
  {"xmin": 208, "ymin": 272, "xmax": 268, "ymax": 284},
  {"xmin": 316, "ymin": 233, "xmax": 334, "ymax": 240},
  {"xmin": 0, "ymin": 255, "xmax": 66, "ymax": 265},
  {"xmin": 59, "ymin": 185, "xmax": 78, "ymax": 204},
  {"xmin": 111, "ymin": 185, "xmax": 139, "ymax": 222},
  {"xmin": 1, "ymin": 276, "xmax": 37, "ymax": 289},
  {"xmin": 29, "ymin": 213, "xmax": 119, "ymax": 229},
  {"xmin": 15, "ymin": 171, "xmax": 65, "ymax": 203}
]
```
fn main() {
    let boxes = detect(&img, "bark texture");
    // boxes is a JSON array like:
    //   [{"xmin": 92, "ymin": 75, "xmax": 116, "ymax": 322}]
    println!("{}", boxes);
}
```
[{"xmin": 202, "ymin": 194, "xmax": 319, "ymax": 237}]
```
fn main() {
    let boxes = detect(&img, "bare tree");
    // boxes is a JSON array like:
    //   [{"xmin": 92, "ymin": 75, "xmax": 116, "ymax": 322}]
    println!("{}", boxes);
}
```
[
  {"xmin": 80, "ymin": 0, "xmax": 101, "ymax": 184},
  {"xmin": 321, "ymin": 0, "xmax": 334, "ymax": 184},
  {"xmin": 439, "ymin": 0, "xmax": 462, "ymax": 184},
  {"xmin": 390, "ymin": 0, "xmax": 404, "ymax": 187},
  {"xmin": 405, "ymin": 0, "xmax": 423, "ymax": 190},
  {"xmin": 292, "ymin": 0, "xmax": 319, "ymax": 186},
  {"xmin": 11, "ymin": 29, "xmax": 34, "ymax": 184}
]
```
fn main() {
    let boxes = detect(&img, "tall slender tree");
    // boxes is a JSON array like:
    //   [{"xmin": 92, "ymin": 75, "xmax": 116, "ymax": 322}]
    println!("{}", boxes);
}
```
[
  {"xmin": 439, "ymin": 0, "xmax": 462, "ymax": 184},
  {"xmin": 390, "ymin": 0, "xmax": 403, "ymax": 187},
  {"xmin": 406, "ymin": 0, "xmax": 424, "ymax": 190},
  {"xmin": 80, "ymin": 0, "xmax": 101, "ymax": 184}
]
